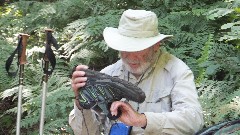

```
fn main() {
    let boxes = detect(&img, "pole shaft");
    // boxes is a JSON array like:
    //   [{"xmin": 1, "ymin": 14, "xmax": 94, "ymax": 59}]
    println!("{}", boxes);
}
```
[
  {"xmin": 16, "ymin": 84, "xmax": 23, "ymax": 135},
  {"xmin": 39, "ymin": 61, "xmax": 49, "ymax": 135},
  {"xmin": 39, "ymin": 81, "xmax": 47, "ymax": 135},
  {"xmin": 16, "ymin": 65, "xmax": 24, "ymax": 135}
]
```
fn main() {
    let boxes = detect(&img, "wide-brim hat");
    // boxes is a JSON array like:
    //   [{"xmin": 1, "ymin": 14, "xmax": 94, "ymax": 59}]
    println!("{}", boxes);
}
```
[{"xmin": 103, "ymin": 9, "xmax": 173, "ymax": 52}]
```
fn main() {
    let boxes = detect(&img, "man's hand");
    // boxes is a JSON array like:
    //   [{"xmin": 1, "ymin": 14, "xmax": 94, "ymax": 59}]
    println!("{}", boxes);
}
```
[
  {"xmin": 110, "ymin": 101, "xmax": 147, "ymax": 127},
  {"xmin": 71, "ymin": 65, "xmax": 88, "ymax": 109}
]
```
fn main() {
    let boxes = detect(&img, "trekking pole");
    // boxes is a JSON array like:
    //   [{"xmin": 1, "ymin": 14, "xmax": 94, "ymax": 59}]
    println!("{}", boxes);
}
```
[
  {"xmin": 16, "ymin": 34, "xmax": 30, "ymax": 135},
  {"xmin": 39, "ymin": 29, "xmax": 58, "ymax": 135}
]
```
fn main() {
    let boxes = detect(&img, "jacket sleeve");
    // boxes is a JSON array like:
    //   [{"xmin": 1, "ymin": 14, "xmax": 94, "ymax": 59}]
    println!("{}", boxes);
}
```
[
  {"xmin": 144, "ymin": 69, "xmax": 204, "ymax": 135},
  {"xmin": 69, "ymin": 102, "xmax": 101, "ymax": 135}
]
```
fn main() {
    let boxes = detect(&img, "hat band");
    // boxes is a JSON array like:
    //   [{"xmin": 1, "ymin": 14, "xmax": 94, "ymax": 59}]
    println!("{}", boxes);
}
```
[{"xmin": 118, "ymin": 27, "xmax": 158, "ymax": 38}]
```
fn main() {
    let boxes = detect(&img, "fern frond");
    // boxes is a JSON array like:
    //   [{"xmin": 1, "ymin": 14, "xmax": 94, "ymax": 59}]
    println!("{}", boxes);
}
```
[{"xmin": 199, "ymin": 80, "xmax": 239, "ymax": 125}]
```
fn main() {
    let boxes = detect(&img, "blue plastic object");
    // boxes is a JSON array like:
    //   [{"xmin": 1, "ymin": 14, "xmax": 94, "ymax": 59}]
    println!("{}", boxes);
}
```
[{"xmin": 109, "ymin": 123, "xmax": 132, "ymax": 135}]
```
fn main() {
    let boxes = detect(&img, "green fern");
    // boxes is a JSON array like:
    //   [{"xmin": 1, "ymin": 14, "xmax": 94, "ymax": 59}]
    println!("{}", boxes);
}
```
[
  {"xmin": 196, "ymin": 34, "xmax": 214, "ymax": 84},
  {"xmin": 199, "ymin": 80, "xmax": 240, "ymax": 126},
  {"xmin": 0, "ymin": 40, "xmax": 16, "ymax": 92}
]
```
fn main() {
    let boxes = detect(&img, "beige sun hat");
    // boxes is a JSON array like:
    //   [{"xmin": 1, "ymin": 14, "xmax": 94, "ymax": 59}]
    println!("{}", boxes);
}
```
[{"xmin": 103, "ymin": 9, "xmax": 173, "ymax": 52}]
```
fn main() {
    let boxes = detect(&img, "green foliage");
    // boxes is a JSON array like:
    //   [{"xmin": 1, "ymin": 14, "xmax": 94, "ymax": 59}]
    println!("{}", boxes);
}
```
[
  {"xmin": 198, "ymin": 80, "xmax": 240, "ymax": 126},
  {"xmin": 0, "ymin": 40, "xmax": 15, "ymax": 91},
  {"xmin": 0, "ymin": 0, "xmax": 240, "ymax": 134},
  {"xmin": 196, "ymin": 34, "xmax": 214, "ymax": 83},
  {"xmin": 60, "ymin": 9, "xmax": 121, "ymax": 69},
  {"xmin": 196, "ymin": 0, "xmax": 240, "ymax": 127},
  {"xmin": 158, "ymin": 10, "xmax": 215, "ymax": 77},
  {"xmin": 0, "ymin": 40, "xmax": 18, "ymax": 134},
  {"xmin": 206, "ymin": 0, "xmax": 240, "ymax": 42},
  {"xmin": 19, "ymin": 71, "xmax": 74, "ymax": 134}
]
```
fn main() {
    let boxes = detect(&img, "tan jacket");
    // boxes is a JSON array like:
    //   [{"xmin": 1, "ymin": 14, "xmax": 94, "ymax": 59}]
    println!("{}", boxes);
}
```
[{"xmin": 69, "ymin": 51, "xmax": 204, "ymax": 135}]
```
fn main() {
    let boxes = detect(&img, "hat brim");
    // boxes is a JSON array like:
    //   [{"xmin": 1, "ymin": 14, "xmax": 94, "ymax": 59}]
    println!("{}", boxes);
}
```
[{"xmin": 103, "ymin": 27, "xmax": 173, "ymax": 52}]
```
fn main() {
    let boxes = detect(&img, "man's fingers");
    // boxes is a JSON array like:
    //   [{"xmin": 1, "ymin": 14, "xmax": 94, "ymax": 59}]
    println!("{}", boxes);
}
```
[
  {"xmin": 71, "ymin": 65, "xmax": 88, "ymax": 79},
  {"xmin": 110, "ymin": 101, "xmax": 128, "ymax": 116},
  {"xmin": 110, "ymin": 101, "xmax": 119, "ymax": 116},
  {"xmin": 72, "ymin": 82, "xmax": 86, "ymax": 90},
  {"xmin": 71, "ymin": 65, "xmax": 89, "ymax": 92},
  {"xmin": 72, "ymin": 76, "xmax": 87, "ymax": 84},
  {"xmin": 72, "ymin": 71, "xmax": 86, "ymax": 79},
  {"xmin": 75, "ymin": 65, "xmax": 88, "ymax": 71}
]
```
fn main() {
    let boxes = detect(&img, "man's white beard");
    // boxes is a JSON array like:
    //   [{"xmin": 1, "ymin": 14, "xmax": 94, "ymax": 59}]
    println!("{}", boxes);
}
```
[{"xmin": 122, "ymin": 60, "xmax": 151, "ymax": 76}]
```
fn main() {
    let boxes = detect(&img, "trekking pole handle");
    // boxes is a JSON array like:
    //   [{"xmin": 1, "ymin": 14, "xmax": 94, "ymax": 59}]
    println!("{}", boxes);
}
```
[
  {"xmin": 18, "ymin": 34, "xmax": 30, "ymax": 85},
  {"xmin": 44, "ymin": 29, "xmax": 54, "ymax": 62},
  {"xmin": 19, "ymin": 34, "xmax": 30, "ymax": 65},
  {"xmin": 43, "ymin": 29, "xmax": 54, "ymax": 80}
]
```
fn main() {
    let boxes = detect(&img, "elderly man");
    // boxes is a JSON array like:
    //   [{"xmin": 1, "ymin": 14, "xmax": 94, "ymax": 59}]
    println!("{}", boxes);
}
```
[{"xmin": 69, "ymin": 9, "xmax": 204, "ymax": 135}]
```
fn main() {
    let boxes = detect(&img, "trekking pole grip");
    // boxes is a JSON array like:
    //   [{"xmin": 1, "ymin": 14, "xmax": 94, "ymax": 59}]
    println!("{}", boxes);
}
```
[
  {"xmin": 18, "ymin": 34, "xmax": 30, "ymax": 85},
  {"xmin": 19, "ymin": 34, "xmax": 30, "ymax": 65},
  {"xmin": 44, "ymin": 29, "xmax": 54, "ymax": 62}
]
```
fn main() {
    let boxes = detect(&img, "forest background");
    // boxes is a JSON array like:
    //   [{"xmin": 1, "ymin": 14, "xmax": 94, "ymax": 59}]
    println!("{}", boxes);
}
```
[{"xmin": 0, "ymin": 0, "xmax": 239, "ymax": 134}]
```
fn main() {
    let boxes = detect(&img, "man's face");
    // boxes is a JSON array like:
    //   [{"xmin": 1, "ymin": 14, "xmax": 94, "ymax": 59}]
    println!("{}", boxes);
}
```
[{"xmin": 120, "ymin": 43, "xmax": 160, "ymax": 77}]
